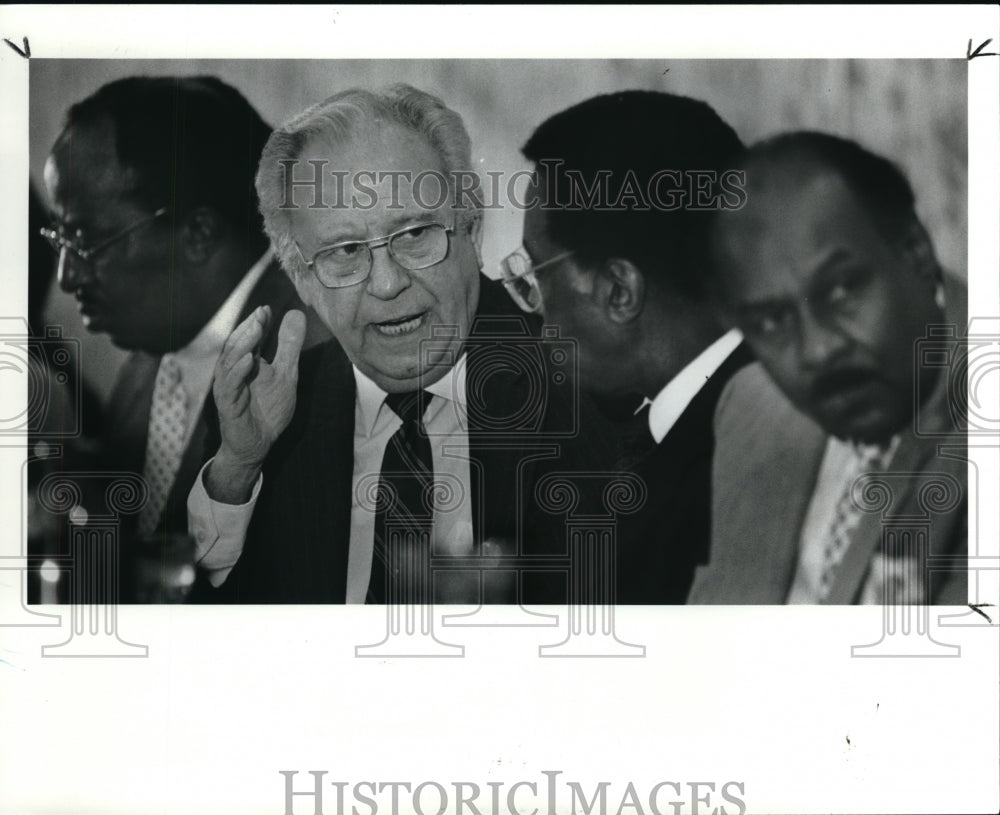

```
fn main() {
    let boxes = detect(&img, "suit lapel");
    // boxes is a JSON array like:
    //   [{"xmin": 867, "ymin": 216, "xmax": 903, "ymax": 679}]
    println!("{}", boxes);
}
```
[
  {"xmin": 155, "ymin": 261, "xmax": 321, "ymax": 535},
  {"xmin": 825, "ymin": 401, "xmax": 966, "ymax": 604},
  {"xmin": 657, "ymin": 343, "xmax": 755, "ymax": 476},
  {"xmin": 692, "ymin": 363, "xmax": 827, "ymax": 603},
  {"xmin": 297, "ymin": 342, "xmax": 356, "ymax": 598},
  {"xmin": 105, "ymin": 352, "xmax": 159, "ymax": 474},
  {"xmin": 826, "ymin": 279, "xmax": 968, "ymax": 604},
  {"xmin": 757, "ymin": 425, "xmax": 827, "ymax": 602},
  {"xmin": 463, "ymin": 279, "xmax": 547, "ymax": 551}
]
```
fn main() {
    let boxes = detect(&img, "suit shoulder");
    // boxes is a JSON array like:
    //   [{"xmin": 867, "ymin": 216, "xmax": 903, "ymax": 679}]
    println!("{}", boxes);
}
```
[
  {"xmin": 715, "ymin": 362, "xmax": 824, "ymax": 452},
  {"xmin": 717, "ymin": 362, "xmax": 790, "ymax": 425},
  {"xmin": 298, "ymin": 338, "xmax": 353, "ymax": 388}
]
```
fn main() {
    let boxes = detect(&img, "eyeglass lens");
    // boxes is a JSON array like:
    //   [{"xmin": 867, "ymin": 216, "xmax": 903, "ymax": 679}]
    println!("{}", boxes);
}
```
[{"xmin": 315, "ymin": 223, "xmax": 448, "ymax": 283}]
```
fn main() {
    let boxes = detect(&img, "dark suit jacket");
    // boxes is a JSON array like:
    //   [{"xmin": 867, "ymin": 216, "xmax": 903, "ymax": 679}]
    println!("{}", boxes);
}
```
[
  {"xmin": 522, "ymin": 343, "xmax": 754, "ymax": 605},
  {"xmin": 211, "ymin": 276, "xmax": 594, "ymax": 603},
  {"xmin": 104, "ymin": 259, "xmax": 328, "ymax": 543},
  {"xmin": 615, "ymin": 343, "xmax": 754, "ymax": 603},
  {"xmin": 689, "ymin": 278, "xmax": 968, "ymax": 604}
]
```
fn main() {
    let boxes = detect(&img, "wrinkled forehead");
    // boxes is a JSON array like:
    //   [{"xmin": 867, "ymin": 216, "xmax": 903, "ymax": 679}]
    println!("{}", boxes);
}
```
[
  {"xmin": 302, "ymin": 120, "xmax": 445, "ymax": 177},
  {"xmin": 288, "ymin": 125, "xmax": 454, "ymax": 234},
  {"xmin": 288, "ymin": 128, "xmax": 459, "ymax": 245}
]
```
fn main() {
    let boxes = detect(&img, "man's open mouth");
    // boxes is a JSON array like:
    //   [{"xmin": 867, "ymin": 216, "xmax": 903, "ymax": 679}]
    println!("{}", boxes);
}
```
[{"xmin": 373, "ymin": 312, "xmax": 426, "ymax": 336}]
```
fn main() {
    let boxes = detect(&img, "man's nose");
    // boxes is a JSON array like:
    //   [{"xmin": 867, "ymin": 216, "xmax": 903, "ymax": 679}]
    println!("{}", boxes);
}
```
[
  {"xmin": 56, "ymin": 247, "xmax": 92, "ymax": 292},
  {"xmin": 798, "ymin": 308, "xmax": 848, "ymax": 370},
  {"xmin": 365, "ymin": 245, "xmax": 411, "ymax": 300}
]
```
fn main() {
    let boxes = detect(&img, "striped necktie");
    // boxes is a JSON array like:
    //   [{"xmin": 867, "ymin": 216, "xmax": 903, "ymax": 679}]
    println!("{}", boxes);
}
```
[{"xmin": 368, "ymin": 390, "xmax": 435, "ymax": 603}]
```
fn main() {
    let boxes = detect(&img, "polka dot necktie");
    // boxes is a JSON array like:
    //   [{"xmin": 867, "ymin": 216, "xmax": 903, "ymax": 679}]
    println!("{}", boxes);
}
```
[
  {"xmin": 137, "ymin": 355, "xmax": 187, "ymax": 538},
  {"xmin": 817, "ymin": 443, "xmax": 888, "ymax": 600}
]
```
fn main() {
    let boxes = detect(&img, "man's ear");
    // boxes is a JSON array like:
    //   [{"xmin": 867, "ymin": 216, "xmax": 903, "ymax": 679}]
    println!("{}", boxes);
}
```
[
  {"xmin": 601, "ymin": 258, "xmax": 645, "ymax": 324},
  {"xmin": 464, "ymin": 209, "xmax": 484, "ymax": 270},
  {"xmin": 291, "ymin": 269, "xmax": 320, "ymax": 313},
  {"xmin": 180, "ymin": 207, "xmax": 223, "ymax": 265},
  {"xmin": 899, "ymin": 218, "xmax": 941, "ymax": 287}
]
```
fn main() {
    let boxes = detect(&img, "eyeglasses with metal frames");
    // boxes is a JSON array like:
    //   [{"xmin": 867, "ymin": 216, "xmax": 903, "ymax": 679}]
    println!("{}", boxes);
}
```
[
  {"xmin": 294, "ymin": 221, "xmax": 456, "ymax": 289},
  {"xmin": 39, "ymin": 207, "xmax": 169, "ymax": 265},
  {"xmin": 499, "ymin": 245, "xmax": 574, "ymax": 314}
]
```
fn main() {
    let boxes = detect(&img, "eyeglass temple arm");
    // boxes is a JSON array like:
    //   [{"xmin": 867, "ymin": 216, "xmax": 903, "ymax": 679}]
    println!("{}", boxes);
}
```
[{"xmin": 90, "ymin": 207, "xmax": 169, "ymax": 254}]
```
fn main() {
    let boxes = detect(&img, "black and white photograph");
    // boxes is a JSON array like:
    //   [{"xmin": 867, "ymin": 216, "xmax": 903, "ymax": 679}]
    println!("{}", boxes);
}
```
[{"xmin": 1, "ymin": 5, "xmax": 998, "ymax": 815}]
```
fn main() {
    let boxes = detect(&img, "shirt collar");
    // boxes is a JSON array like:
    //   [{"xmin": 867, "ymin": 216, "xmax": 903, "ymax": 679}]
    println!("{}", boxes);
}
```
[
  {"xmin": 851, "ymin": 433, "xmax": 901, "ymax": 467},
  {"xmin": 353, "ymin": 352, "xmax": 468, "ymax": 437},
  {"xmin": 647, "ymin": 328, "xmax": 743, "ymax": 444},
  {"xmin": 174, "ymin": 247, "xmax": 274, "ymax": 363}
]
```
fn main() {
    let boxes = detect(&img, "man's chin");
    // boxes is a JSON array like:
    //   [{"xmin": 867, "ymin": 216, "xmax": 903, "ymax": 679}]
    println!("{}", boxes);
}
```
[
  {"xmin": 79, "ymin": 312, "xmax": 104, "ymax": 334},
  {"xmin": 824, "ymin": 407, "xmax": 908, "ymax": 446},
  {"xmin": 104, "ymin": 331, "xmax": 140, "ymax": 352},
  {"xmin": 359, "ymin": 354, "xmax": 454, "ymax": 395}
]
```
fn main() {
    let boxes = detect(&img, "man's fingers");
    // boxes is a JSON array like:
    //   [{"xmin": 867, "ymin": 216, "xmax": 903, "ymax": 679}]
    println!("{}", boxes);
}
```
[
  {"xmin": 272, "ymin": 309, "xmax": 307, "ymax": 376},
  {"xmin": 215, "ymin": 351, "xmax": 256, "ymax": 406},
  {"xmin": 219, "ymin": 306, "xmax": 269, "ymax": 372}
]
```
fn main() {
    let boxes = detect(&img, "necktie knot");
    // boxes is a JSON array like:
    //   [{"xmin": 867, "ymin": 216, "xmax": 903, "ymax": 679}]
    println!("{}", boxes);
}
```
[
  {"xmin": 853, "ymin": 436, "xmax": 899, "ymax": 475},
  {"xmin": 384, "ymin": 390, "xmax": 427, "ymax": 427}
]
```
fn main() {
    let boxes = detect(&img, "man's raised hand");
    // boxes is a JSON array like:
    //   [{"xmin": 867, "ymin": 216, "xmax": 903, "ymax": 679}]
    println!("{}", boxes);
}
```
[{"xmin": 206, "ymin": 306, "xmax": 306, "ymax": 503}]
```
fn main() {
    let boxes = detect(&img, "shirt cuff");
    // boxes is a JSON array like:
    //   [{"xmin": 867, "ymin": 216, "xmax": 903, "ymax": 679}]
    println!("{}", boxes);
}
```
[{"xmin": 187, "ymin": 457, "xmax": 262, "ymax": 587}]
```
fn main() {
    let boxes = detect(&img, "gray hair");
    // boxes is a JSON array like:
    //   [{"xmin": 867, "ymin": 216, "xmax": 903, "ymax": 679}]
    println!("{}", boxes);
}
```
[{"xmin": 256, "ymin": 84, "xmax": 480, "ymax": 280}]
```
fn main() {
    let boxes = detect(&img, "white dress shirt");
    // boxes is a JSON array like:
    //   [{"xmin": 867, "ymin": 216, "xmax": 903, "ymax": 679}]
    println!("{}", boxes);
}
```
[
  {"xmin": 645, "ymin": 329, "xmax": 743, "ymax": 443},
  {"xmin": 165, "ymin": 248, "xmax": 272, "ymax": 444},
  {"xmin": 187, "ymin": 354, "xmax": 474, "ymax": 602}
]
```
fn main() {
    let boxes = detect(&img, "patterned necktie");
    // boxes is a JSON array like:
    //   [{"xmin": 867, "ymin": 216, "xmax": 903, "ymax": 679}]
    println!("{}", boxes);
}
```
[
  {"xmin": 137, "ymin": 355, "xmax": 187, "ymax": 538},
  {"xmin": 817, "ymin": 443, "xmax": 888, "ymax": 599},
  {"xmin": 368, "ymin": 391, "xmax": 435, "ymax": 603}
]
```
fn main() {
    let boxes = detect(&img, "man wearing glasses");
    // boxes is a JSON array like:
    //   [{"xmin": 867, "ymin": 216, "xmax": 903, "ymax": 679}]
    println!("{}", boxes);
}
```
[
  {"xmin": 501, "ymin": 91, "xmax": 753, "ymax": 603},
  {"xmin": 40, "ymin": 76, "xmax": 328, "ymax": 553},
  {"xmin": 187, "ymin": 85, "xmax": 592, "ymax": 603}
]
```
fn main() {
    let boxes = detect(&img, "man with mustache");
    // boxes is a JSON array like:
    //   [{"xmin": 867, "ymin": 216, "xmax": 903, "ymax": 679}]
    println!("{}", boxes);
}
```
[
  {"xmin": 187, "ymin": 85, "xmax": 593, "ymax": 603},
  {"xmin": 41, "ymin": 76, "xmax": 327, "ymax": 568},
  {"xmin": 688, "ymin": 132, "xmax": 967, "ymax": 604}
]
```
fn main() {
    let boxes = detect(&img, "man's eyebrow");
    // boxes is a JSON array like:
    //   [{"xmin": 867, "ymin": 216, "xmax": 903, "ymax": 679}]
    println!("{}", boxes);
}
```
[
  {"xmin": 312, "ymin": 221, "xmax": 366, "ymax": 246},
  {"xmin": 520, "ymin": 237, "xmax": 541, "ymax": 264},
  {"xmin": 313, "ymin": 212, "xmax": 442, "ymax": 246},
  {"xmin": 384, "ymin": 211, "xmax": 445, "ymax": 230},
  {"xmin": 732, "ymin": 248, "xmax": 860, "ymax": 312},
  {"xmin": 732, "ymin": 295, "xmax": 793, "ymax": 316},
  {"xmin": 809, "ymin": 247, "xmax": 857, "ymax": 277}
]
